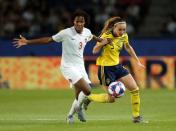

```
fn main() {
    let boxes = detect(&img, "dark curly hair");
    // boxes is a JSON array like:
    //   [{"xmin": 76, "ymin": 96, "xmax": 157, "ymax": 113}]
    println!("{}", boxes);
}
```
[{"xmin": 72, "ymin": 9, "xmax": 90, "ymax": 26}]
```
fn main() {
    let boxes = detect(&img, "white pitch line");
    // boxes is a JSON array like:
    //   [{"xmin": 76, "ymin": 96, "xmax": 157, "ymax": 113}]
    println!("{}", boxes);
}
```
[
  {"xmin": 0, "ymin": 118, "xmax": 59, "ymax": 121},
  {"xmin": 0, "ymin": 118, "xmax": 175, "ymax": 122}
]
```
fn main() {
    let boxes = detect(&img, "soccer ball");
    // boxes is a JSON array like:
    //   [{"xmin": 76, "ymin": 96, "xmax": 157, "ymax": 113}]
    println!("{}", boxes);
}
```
[{"xmin": 108, "ymin": 81, "xmax": 126, "ymax": 98}]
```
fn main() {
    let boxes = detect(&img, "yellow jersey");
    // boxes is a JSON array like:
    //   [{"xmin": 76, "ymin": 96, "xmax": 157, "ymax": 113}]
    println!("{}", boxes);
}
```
[{"xmin": 96, "ymin": 32, "xmax": 129, "ymax": 66}]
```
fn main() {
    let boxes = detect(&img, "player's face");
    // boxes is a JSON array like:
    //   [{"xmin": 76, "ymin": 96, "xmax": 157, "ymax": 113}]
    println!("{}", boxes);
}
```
[
  {"xmin": 74, "ymin": 16, "xmax": 85, "ymax": 34},
  {"xmin": 113, "ymin": 23, "xmax": 126, "ymax": 37}
]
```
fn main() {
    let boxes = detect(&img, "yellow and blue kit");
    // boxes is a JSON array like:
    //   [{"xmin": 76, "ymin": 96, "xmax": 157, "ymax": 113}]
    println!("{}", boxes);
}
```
[{"xmin": 97, "ymin": 31, "xmax": 129, "ymax": 86}]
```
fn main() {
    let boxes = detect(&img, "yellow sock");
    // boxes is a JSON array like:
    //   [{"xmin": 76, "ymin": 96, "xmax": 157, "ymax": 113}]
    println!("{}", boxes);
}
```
[
  {"xmin": 130, "ymin": 89, "xmax": 140, "ymax": 117},
  {"xmin": 88, "ymin": 93, "xmax": 110, "ymax": 103}
]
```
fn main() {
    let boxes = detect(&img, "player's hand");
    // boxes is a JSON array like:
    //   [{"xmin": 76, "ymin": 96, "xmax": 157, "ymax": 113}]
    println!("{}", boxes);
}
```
[
  {"xmin": 137, "ymin": 61, "xmax": 145, "ymax": 69},
  {"xmin": 106, "ymin": 38, "xmax": 113, "ymax": 46},
  {"xmin": 101, "ymin": 38, "xmax": 112, "ymax": 46},
  {"xmin": 101, "ymin": 38, "xmax": 108, "ymax": 45},
  {"xmin": 13, "ymin": 35, "xmax": 28, "ymax": 48}
]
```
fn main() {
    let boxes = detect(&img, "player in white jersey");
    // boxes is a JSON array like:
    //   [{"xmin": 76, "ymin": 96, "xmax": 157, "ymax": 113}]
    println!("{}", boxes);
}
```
[{"xmin": 13, "ymin": 9, "xmax": 108, "ymax": 124}]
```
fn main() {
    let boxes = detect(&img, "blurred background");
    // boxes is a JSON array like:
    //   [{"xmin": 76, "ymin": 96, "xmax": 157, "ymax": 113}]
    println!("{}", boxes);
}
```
[
  {"xmin": 0, "ymin": 0, "xmax": 176, "ymax": 38},
  {"xmin": 0, "ymin": 0, "xmax": 176, "ymax": 89}
]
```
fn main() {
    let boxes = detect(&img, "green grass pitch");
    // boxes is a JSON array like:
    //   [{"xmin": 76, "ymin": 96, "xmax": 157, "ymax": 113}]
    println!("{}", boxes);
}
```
[{"xmin": 0, "ymin": 88, "xmax": 176, "ymax": 131}]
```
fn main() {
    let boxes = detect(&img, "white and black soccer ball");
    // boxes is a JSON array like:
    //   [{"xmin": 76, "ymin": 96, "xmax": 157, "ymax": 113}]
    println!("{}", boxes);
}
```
[{"xmin": 108, "ymin": 81, "xmax": 126, "ymax": 98}]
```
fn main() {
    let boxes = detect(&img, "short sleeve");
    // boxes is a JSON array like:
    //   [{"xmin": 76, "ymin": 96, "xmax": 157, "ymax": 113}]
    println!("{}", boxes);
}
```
[
  {"xmin": 123, "ymin": 33, "xmax": 129, "ymax": 44},
  {"xmin": 52, "ymin": 30, "xmax": 65, "ymax": 42},
  {"xmin": 100, "ymin": 33, "xmax": 106, "ymax": 38},
  {"xmin": 86, "ymin": 29, "xmax": 93, "ymax": 42},
  {"xmin": 100, "ymin": 32, "xmax": 110, "ymax": 39},
  {"xmin": 87, "ymin": 34, "xmax": 93, "ymax": 41}
]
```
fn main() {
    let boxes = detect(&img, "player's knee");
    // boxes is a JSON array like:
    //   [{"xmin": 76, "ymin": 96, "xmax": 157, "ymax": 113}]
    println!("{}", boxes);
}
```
[
  {"xmin": 129, "ymin": 86, "xmax": 139, "ymax": 92},
  {"xmin": 135, "ymin": 86, "xmax": 139, "ymax": 90},
  {"xmin": 83, "ymin": 88, "xmax": 91, "ymax": 96},
  {"xmin": 86, "ymin": 90, "xmax": 91, "ymax": 96},
  {"xmin": 130, "ymin": 88, "xmax": 139, "ymax": 95}
]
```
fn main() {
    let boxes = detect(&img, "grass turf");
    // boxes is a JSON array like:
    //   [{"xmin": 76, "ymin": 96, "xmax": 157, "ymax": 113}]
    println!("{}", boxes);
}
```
[{"xmin": 0, "ymin": 88, "xmax": 176, "ymax": 131}]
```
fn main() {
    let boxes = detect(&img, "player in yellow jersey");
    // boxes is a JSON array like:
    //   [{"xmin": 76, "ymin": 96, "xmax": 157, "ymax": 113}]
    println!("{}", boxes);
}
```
[{"xmin": 83, "ymin": 17, "xmax": 145, "ymax": 123}]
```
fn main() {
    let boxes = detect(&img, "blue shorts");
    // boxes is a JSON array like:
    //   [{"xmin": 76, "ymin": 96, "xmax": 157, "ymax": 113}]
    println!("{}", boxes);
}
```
[{"xmin": 98, "ymin": 64, "xmax": 129, "ymax": 86}]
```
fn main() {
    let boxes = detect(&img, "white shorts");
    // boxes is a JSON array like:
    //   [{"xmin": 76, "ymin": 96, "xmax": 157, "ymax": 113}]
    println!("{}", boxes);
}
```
[{"xmin": 60, "ymin": 66, "xmax": 91, "ymax": 85}]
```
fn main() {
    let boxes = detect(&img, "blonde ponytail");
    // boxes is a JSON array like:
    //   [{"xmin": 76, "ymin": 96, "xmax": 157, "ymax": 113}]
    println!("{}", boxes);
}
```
[{"xmin": 100, "ymin": 16, "xmax": 123, "ymax": 36}]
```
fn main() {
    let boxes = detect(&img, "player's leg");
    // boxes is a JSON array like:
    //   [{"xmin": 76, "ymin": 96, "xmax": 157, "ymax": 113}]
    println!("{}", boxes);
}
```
[
  {"xmin": 118, "ymin": 74, "xmax": 142, "ymax": 123},
  {"xmin": 71, "ymin": 78, "xmax": 92, "ymax": 122},
  {"xmin": 69, "ymin": 65, "xmax": 97, "ymax": 122},
  {"xmin": 67, "ymin": 91, "xmax": 87, "ymax": 123},
  {"xmin": 61, "ymin": 67, "xmax": 89, "ymax": 123},
  {"xmin": 67, "ymin": 99, "xmax": 77, "ymax": 117},
  {"xmin": 84, "ymin": 66, "xmax": 115, "ymax": 105},
  {"xmin": 66, "ymin": 99, "xmax": 76, "ymax": 124},
  {"xmin": 87, "ymin": 86, "xmax": 115, "ymax": 103},
  {"xmin": 66, "ymin": 82, "xmax": 89, "ymax": 123},
  {"xmin": 77, "ymin": 91, "xmax": 87, "ymax": 122},
  {"xmin": 83, "ymin": 92, "xmax": 114, "ymax": 111},
  {"xmin": 74, "ymin": 78, "xmax": 91, "ymax": 105}
]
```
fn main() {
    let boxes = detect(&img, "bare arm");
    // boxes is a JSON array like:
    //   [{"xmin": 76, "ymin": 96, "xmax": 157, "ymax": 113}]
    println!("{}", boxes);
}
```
[
  {"xmin": 92, "ymin": 38, "xmax": 112, "ymax": 54},
  {"xmin": 92, "ymin": 35, "xmax": 103, "ymax": 42},
  {"xmin": 92, "ymin": 42, "xmax": 105, "ymax": 54},
  {"xmin": 13, "ymin": 35, "xmax": 54, "ymax": 48},
  {"xmin": 91, "ymin": 35, "xmax": 108, "ymax": 54},
  {"xmin": 124, "ymin": 42, "xmax": 145, "ymax": 68}
]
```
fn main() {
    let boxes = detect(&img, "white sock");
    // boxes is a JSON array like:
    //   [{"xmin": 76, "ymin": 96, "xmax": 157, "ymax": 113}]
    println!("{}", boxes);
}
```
[
  {"xmin": 68, "ymin": 91, "xmax": 87, "ymax": 116},
  {"xmin": 68, "ymin": 99, "xmax": 77, "ymax": 116},
  {"xmin": 77, "ymin": 91, "xmax": 86, "ymax": 109}
]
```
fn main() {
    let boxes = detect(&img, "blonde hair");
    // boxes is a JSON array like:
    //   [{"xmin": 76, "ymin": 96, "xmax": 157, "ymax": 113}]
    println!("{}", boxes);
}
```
[{"xmin": 100, "ymin": 16, "xmax": 125, "ymax": 36}]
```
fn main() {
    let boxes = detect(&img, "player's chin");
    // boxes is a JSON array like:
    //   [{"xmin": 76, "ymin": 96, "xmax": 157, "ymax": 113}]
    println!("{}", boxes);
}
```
[{"xmin": 75, "ymin": 27, "xmax": 83, "ymax": 33}]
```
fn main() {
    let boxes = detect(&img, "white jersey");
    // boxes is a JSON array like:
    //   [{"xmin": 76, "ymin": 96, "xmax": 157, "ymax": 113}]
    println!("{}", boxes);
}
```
[{"xmin": 52, "ymin": 26, "xmax": 93, "ymax": 67}]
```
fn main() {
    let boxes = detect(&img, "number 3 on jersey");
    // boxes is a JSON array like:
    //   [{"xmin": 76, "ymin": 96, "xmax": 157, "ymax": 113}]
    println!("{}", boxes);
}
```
[{"xmin": 79, "ymin": 42, "xmax": 83, "ymax": 49}]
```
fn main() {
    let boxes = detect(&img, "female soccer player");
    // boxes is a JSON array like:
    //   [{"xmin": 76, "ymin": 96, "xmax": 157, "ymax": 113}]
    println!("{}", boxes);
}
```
[
  {"xmin": 13, "ymin": 9, "xmax": 107, "ymax": 124},
  {"xmin": 84, "ymin": 17, "xmax": 145, "ymax": 123}
]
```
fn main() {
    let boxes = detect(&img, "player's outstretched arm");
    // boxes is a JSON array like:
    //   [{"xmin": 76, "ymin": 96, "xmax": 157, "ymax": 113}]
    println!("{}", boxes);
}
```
[
  {"xmin": 13, "ymin": 35, "xmax": 54, "ymax": 48},
  {"xmin": 92, "ymin": 35, "xmax": 103, "ymax": 42},
  {"xmin": 92, "ymin": 38, "xmax": 112, "ymax": 54},
  {"xmin": 124, "ymin": 42, "xmax": 145, "ymax": 68}
]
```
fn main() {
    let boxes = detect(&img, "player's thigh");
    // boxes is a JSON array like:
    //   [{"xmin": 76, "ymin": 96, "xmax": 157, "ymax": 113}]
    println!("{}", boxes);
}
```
[
  {"xmin": 61, "ymin": 67, "xmax": 91, "ymax": 94},
  {"xmin": 118, "ymin": 74, "xmax": 139, "ymax": 91},
  {"xmin": 80, "ymin": 68, "xmax": 91, "ymax": 85},
  {"xmin": 60, "ymin": 66, "xmax": 82, "ymax": 85}
]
